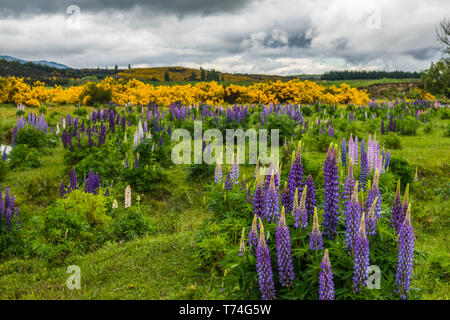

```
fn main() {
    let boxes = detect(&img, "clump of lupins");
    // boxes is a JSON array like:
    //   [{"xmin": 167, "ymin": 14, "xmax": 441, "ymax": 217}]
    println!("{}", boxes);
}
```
[
  {"xmin": 287, "ymin": 142, "xmax": 304, "ymax": 212},
  {"xmin": 60, "ymin": 168, "xmax": 102, "ymax": 197},
  {"xmin": 0, "ymin": 186, "xmax": 20, "ymax": 229},
  {"xmin": 309, "ymin": 207, "xmax": 324, "ymax": 252},
  {"xmin": 319, "ymin": 249, "xmax": 335, "ymax": 300},
  {"xmin": 353, "ymin": 213, "xmax": 370, "ymax": 293},
  {"xmin": 323, "ymin": 144, "xmax": 340, "ymax": 240},
  {"xmin": 345, "ymin": 182, "xmax": 362, "ymax": 254},
  {"xmin": 256, "ymin": 219, "xmax": 276, "ymax": 300},
  {"xmin": 394, "ymin": 204, "xmax": 415, "ymax": 300},
  {"xmin": 84, "ymin": 170, "xmax": 101, "ymax": 195},
  {"xmin": 264, "ymin": 174, "xmax": 280, "ymax": 223},
  {"xmin": 276, "ymin": 207, "xmax": 295, "ymax": 286},
  {"xmin": 391, "ymin": 180, "xmax": 403, "ymax": 234}
]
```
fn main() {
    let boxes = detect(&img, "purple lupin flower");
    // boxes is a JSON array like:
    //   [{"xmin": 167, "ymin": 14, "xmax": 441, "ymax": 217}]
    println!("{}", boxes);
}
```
[
  {"xmin": 135, "ymin": 153, "xmax": 140, "ymax": 169},
  {"xmin": 366, "ymin": 196, "xmax": 379, "ymax": 236},
  {"xmin": 69, "ymin": 167, "xmax": 78, "ymax": 190},
  {"xmin": 345, "ymin": 182, "xmax": 362, "ymax": 254},
  {"xmin": 256, "ymin": 219, "xmax": 276, "ymax": 300},
  {"xmin": 248, "ymin": 214, "xmax": 259, "ymax": 256},
  {"xmin": 287, "ymin": 142, "xmax": 304, "ymax": 213},
  {"xmin": 353, "ymin": 213, "xmax": 370, "ymax": 293},
  {"xmin": 305, "ymin": 174, "xmax": 316, "ymax": 220},
  {"xmin": 59, "ymin": 181, "xmax": 66, "ymax": 198},
  {"xmin": 342, "ymin": 160, "xmax": 355, "ymax": 213},
  {"xmin": 309, "ymin": 207, "xmax": 324, "ymax": 252},
  {"xmin": 0, "ymin": 191, "xmax": 3, "ymax": 224},
  {"xmin": 264, "ymin": 174, "xmax": 280, "ymax": 223},
  {"xmin": 253, "ymin": 175, "xmax": 265, "ymax": 219},
  {"xmin": 6, "ymin": 208, "xmax": 11, "ymax": 227},
  {"xmin": 365, "ymin": 169, "xmax": 381, "ymax": 222},
  {"xmin": 341, "ymin": 138, "xmax": 347, "ymax": 167},
  {"xmin": 394, "ymin": 204, "xmax": 415, "ymax": 300},
  {"xmin": 319, "ymin": 249, "xmax": 335, "ymax": 300},
  {"xmin": 276, "ymin": 207, "xmax": 295, "ymax": 286},
  {"xmin": 224, "ymin": 171, "xmax": 233, "ymax": 190},
  {"xmin": 391, "ymin": 180, "xmax": 403, "ymax": 234},
  {"xmin": 214, "ymin": 162, "xmax": 223, "ymax": 184},
  {"xmin": 359, "ymin": 150, "xmax": 368, "ymax": 191},
  {"xmin": 230, "ymin": 152, "xmax": 240, "ymax": 184},
  {"xmin": 323, "ymin": 144, "xmax": 340, "ymax": 240},
  {"xmin": 293, "ymin": 185, "xmax": 308, "ymax": 228}
]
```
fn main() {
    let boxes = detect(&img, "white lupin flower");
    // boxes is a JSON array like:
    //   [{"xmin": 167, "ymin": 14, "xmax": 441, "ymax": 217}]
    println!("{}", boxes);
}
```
[{"xmin": 125, "ymin": 185, "xmax": 132, "ymax": 208}]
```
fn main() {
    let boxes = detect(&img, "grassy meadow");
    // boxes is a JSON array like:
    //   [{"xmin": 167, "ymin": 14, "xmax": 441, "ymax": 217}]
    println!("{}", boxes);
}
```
[{"xmin": 0, "ymin": 101, "xmax": 448, "ymax": 300}]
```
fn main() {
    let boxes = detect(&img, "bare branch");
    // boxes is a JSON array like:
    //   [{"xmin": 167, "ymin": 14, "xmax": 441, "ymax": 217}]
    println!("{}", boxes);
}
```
[{"xmin": 436, "ymin": 18, "xmax": 450, "ymax": 54}]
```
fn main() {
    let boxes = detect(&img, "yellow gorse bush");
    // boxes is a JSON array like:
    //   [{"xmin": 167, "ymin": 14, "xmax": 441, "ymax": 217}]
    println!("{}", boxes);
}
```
[{"xmin": 0, "ymin": 76, "xmax": 371, "ymax": 107}]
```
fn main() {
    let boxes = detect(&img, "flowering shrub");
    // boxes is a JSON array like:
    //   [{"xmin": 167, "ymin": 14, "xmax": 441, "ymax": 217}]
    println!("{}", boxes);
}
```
[{"xmin": 0, "ymin": 76, "xmax": 370, "ymax": 106}]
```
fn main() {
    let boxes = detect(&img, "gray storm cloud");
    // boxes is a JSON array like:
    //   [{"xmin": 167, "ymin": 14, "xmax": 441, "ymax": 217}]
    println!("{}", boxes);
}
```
[
  {"xmin": 0, "ymin": 0, "xmax": 448, "ymax": 74},
  {"xmin": 0, "ymin": 0, "xmax": 255, "ymax": 17}
]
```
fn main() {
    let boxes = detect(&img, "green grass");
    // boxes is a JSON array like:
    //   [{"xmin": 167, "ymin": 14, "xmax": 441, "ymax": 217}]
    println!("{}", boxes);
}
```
[{"xmin": 0, "ymin": 233, "xmax": 221, "ymax": 299}]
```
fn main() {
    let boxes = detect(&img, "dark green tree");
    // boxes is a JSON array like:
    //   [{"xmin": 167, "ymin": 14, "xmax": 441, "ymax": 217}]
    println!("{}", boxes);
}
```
[{"xmin": 164, "ymin": 71, "xmax": 171, "ymax": 82}]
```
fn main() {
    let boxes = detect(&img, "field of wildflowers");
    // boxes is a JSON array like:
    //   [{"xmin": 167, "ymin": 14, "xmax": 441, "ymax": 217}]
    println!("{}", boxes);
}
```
[{"xmin": 0, "ymin": 96, "xmax": 448, "ymax": 300}]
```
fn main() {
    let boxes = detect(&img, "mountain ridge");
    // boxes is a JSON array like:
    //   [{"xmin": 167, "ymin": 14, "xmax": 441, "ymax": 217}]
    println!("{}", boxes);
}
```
[{"xmin": 0, "ymin": 55, "xmax": 70, "ymax": 69}]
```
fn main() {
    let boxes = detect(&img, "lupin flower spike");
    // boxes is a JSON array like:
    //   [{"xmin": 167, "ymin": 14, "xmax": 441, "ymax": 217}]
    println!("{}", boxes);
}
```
[
  {"xmin": 353, "ymin": 212, "xmax": 370, "ymax": 293},
  {"xmin": 124, "ymin": 185, "xmax": 132, "ymax": 208},
  {"xmin": 395, "ymin": 204, "xmax": 415, "ymax": 300},
  {"xmin": 248, "ymin": 214, "xmax": 259, "ymax": 255},
  {"xmin": 319, "ymin": 249, "xmax": 335, "ymax": 300},
  {"xmin": 309, "ymin": 207, "xmax": 324, "ymax": 252},
  {"xmin": 345, "ymin": 181, "xmax": 361, "ymax": 253},
  {"xmin": 366, "ymin": 196, "xmax": 379, "ymax": 236},
  {"xmin": 391, "ymin": 180, "xmax": 403, "ymax": 234},
  {"xmin": 256, "ymin": 218, "xmax": 276, "ymax": 300},
  {"xmin": 276, "ymin": 207, "xmax": 295, "ymax": 286},
  {"xmin": 239, "ymin": 227, "xmax": 246, "ymax": 256}
]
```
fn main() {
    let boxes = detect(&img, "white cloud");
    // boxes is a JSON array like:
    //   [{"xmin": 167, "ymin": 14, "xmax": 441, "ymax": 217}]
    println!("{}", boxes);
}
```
[{"xmin": 0, "ymin": 0, "xmax": 448, "ymax": 73}]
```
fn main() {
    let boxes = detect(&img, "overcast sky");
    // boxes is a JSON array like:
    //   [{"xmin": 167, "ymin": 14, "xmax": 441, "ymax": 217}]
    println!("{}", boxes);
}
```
[{"xmin": 0, "ymin": 0, "xmax": 448, "ymax": 74}]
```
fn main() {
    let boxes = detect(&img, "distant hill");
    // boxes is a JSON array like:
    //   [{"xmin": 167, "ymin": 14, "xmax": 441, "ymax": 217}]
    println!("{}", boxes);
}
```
[
  {"xmin": 0, "ymin": 58, "xmax": 119, "ymax": 86},
  {"xmin": 0, "ymin": 55, "xmax": 70, "ymax": 69},
  {"xmin": 117, "ymin": 66, "xmax": 310, "ymax": 83}
]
